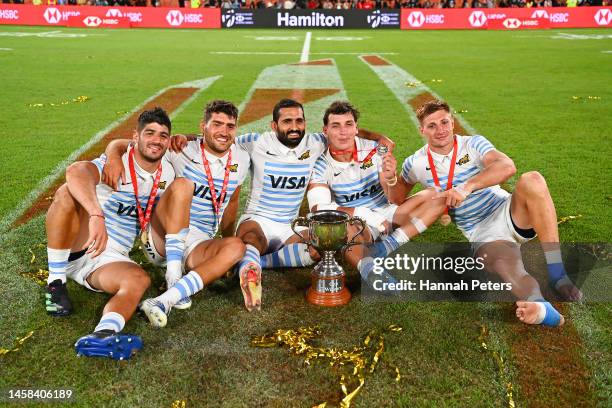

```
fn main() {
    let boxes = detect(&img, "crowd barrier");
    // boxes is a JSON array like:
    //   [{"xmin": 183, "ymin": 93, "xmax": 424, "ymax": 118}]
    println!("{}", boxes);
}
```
[{"xmin": 0, "ymin": 4, "xmax": 610, "ymax": 30}]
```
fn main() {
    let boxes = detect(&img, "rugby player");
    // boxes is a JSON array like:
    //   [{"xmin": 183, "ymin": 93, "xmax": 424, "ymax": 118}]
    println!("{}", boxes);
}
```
[
  {"xmin": 307, "ymin": 101, "xmax": 447, "ymax": 283},
  {"xmin": 391, "ymin": 99, "xmax": 582, "ymax": 326},
  {"xmin": 44, "ymin": 107, "xmax": 174, "ymax": 359},
  {"xmin": 170, "ymin": 98, "xmax": 393, "ymax": 311},
  {"xmin": 103, "ymin": 101, "xmax": 250, "ymax": 325}
]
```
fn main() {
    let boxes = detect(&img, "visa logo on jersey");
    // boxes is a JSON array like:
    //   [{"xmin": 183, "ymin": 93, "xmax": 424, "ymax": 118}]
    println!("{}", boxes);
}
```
[
  {"xmin": 268, "ymin": 175, "xmax": 307, "ymax": 189},
  {"xmin": 116, "ymin": 203, "xmax": 139, "ymax": 218},
  {"xmin": 341, "ymin": 184, "xmax": 381, "ymax": 203}
]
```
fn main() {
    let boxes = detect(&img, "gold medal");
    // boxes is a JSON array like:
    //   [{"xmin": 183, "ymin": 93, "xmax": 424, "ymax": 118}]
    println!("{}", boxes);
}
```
[
  {"xmin": 140, "ymin": 229, "xmax": 148, "ymax": 246},
  {"xmin": 440, "ymin": 214, "xmax": 452, "ymax": 226}
]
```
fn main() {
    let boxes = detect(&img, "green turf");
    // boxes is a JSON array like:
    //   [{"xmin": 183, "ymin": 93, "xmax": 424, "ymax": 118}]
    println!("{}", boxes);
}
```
[{"xmin": 0, "ymin": 25, "xmax": 610, "ymax": 407}]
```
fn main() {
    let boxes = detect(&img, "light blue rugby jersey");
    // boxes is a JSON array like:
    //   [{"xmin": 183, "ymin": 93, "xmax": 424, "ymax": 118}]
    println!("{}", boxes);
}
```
[
  {"xmin": 168, "ymin": 139, "xmax": 250, "ymax": 236},
  {"xmin": 236, "ymin": 131, "xmax": 327, "ymax": 224},
  {"xmin": 311, "ymin": 138, "xmax": 388, "ymax": 209},
  {"xmin": 91, "ymin": 147, "xmax": 175, "ymax": 252},
  {"xmin": 401, "ymin": 135, "xmax": 510, "ymax": 237}
]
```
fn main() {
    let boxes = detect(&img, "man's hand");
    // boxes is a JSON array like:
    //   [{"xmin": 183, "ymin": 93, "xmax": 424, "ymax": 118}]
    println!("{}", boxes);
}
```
[
  {"xmin": 170, "ymin": 134, "xmax": 189, "ymax": 152},
  {"xmin": 101, "ymin": 155, "xmax": 125, "ymax": 191},
  {"xmin": 378, "ymin": 135, "xmax": 396, "ymax": 153},
  {"xmin": 381, "ymin": 153, "xmax": 397, "ymax": 182},
  {"xmin": 85, "ymin": 215, "xmax": 108, "ymax": 258},
  {"xmin": 434, "ymin": 183, "xmax": 473, "ymax": 208}
]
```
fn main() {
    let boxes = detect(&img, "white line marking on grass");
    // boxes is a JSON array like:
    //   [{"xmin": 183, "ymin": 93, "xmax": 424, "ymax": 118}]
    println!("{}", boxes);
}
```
[
  {"xmin": 211, "ymin": 52, "xmax": 397, "ymax": 56},
  {"xmin": 358, "ymin": 54, "xmax": 476, "ymax": 136},
  {"xmin": 0, "ymin": 30, "xmax": 99, "ymax": 38},
  {"xmin": 603, "ymin": 50, "xmax": 612, "ymax": 54},
  {"xmin": 0, "ymin": 76, "xmax": 221, "ymax": 234},
  {"xmin": 0, "ymin": 48, "xmax": 12, "ymax": 51},
  {"xmin": 300, "ymin": 31, "xmax": 312, "ymax": 63}
]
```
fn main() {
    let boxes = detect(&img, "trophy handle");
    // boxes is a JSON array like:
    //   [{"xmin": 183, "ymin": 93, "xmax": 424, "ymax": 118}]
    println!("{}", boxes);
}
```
[
  {"xmin": 346, "ymin": 217, "xmax": 366, "ymax": 247},
  {"xmin": 291, "ymin": 217, "xmax": 310, "ymax": 245}
]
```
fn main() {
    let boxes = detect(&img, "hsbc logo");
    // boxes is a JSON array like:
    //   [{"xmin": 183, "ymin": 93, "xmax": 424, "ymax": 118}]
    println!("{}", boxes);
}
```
[
  {"xmin": 594, "ymin": 9, "xmax": 612, "ymax": 26},
  {"xmin": 43, "ymin": 7, "xmax": 62, "ymax": 24},
  {"xmin": 407, "ymin": 12, "xmax": 425, "ymax": 28},
  {"xmin": 531, "ymin": 10, "xmax": 549, "ymax": 19},
  {"xmin": 106, "ymin": 9, "xmax": 123, "ymax": 18},
  {"xmin": 83, "ymin": 16, "xmax": 101, "ymax": 27},
  {"xmin": 469, "ymin": 10, "xmax": 486, "ymax": 27},
  {"xmin": 166, "ymin": 10, "xmax": 202, "ymax": 26},
  {"xmin": 503, "ymin": 18, "xmax": 521, "ymax": 29},
  {"xmin": 166, "ymin": 10, "xmax": 184, "ymax": 26}
]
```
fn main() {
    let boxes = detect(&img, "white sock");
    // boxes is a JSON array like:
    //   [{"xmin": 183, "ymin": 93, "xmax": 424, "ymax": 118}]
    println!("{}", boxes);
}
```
[
  {"xmin": 47, "ymin": 248, "xmax": 70, "ymax": 284},
  {"xmin": 165, "ymin": 228, "xmax": 188, "ymax": 286},
  {"xmin": 156, "ymin": 271, "xmax": 204, "ymax": 311},
  {"xmin": 94, "ymin": 312, "xmax": 125, "ymax": 333}
]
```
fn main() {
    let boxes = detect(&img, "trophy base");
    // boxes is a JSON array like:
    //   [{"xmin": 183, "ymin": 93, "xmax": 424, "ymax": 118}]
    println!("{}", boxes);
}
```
[{"xmin": 306, "ymin": 286, "xmax": 352, "ymax": 307}]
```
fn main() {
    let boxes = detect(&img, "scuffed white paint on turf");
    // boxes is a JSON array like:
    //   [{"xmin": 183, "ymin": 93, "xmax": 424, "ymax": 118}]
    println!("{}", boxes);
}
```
[
  {"xmin": 0, "ymin": 30, "xmax": 97, "ymax": 38},
  {"xmin": 358, "ymin": 54, "xmax": 476, "ymax": 136},
  {"xmin": 211, "ymin": 52, "xmax": 397, "ymax": 56},
  {"xmin": 300, "ymin": 32, "xmax": 312, "ymax": 63},
  {"xmin": 0, "ymin": 76, "xmax": 221, "ymax": 235},
  {"xmin": 236, "ymin": 59, "xmax": 346, "ymax": 135}
]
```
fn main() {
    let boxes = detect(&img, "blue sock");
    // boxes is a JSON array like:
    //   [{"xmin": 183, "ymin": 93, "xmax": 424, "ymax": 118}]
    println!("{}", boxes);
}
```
[
  {"xmin": 260, "ymin": 244, "xmax": 315, "ymax": 268},
  {"xmin": 536, "ymin": 300, "xmax": 562, "ymax": 327},
  {"xmin": 544, "ymin": 249, "xmax": 567, "ymax": 286}
]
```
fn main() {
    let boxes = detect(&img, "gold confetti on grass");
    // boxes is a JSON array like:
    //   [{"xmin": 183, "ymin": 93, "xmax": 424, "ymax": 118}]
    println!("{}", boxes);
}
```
[
  {"xmin": 171, "ymin": 400, "xmax": 186, "ymax": 408},
  {"xmin": 479, "ymin": 325, "xmax": 515, "ymax": 408},
  {"xmin": 251, "ymin": 324, "xmax": 402, "ymax": 408},
  {"xmin": 28, "ymin": 96, "xmax": 90, "ymax": 108},
  {"xmin": 557, "ymin": 214, "xmax": 582, "ymax": 225},
  {"xmin": 571, "ymin": 96, "xmax": 601, "ymax": 101},
  {"xmin": 0, "ymin": 331, "xmax": 35, "ymax": 357},
  {"xmin": 404, "ymin": 79, "xmax": 443, "ymax": 88}
]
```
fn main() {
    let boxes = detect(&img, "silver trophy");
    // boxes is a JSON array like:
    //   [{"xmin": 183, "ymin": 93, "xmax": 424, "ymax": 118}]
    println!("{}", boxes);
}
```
[{"xmin": 291, "ymin": 210, "xmax": 365, "ymax": 306}]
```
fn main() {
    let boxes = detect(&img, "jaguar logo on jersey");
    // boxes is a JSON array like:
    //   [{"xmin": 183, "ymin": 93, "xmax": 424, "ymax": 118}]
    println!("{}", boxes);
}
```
[
  {"xmin": 360, "ymin": 158, "xmax": 374, "ymax": 170},
  {"xmin": 158, "ymin": 181, "xmax": 167, "ymax": 189},
  {"xmin": 269, "ymin": 175, "xmax": 307, "ymax": 189},
  {"xmin": 457, "ymin": 154, "xmax": 470, "ymax": 166},
  {"xmin": 229, "ymin": 163, "xmax": 239, "ymax": 172},
  {"xmin": 298, "ymin": 150, "xmax": 310, "ymax": 160}
]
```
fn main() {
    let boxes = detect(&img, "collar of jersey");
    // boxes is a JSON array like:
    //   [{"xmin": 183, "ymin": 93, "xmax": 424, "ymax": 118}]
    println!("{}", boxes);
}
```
[
  {"xmin": 427, "ymin": 135, "xmax": 464, "ymax": 164},
  {"xmin": 268, "ymin": 131, "xmax": 309, "ymax": 156},
  {"xmin": 191, "ymin": 139, "xmax": 231, "ymax": 165},
  {"xmin": 123, "ymin": 146, "xmax": 159, "ymax": 183}
]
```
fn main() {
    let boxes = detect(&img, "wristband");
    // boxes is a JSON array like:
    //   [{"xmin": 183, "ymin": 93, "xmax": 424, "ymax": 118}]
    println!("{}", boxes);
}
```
[
  {"xmin": 90, "ymin": 214, "xmax": 105, "ymax": 219},
  {"xmin": 386, "ymin": 176, "xmax": 398, "ymax": 186}
]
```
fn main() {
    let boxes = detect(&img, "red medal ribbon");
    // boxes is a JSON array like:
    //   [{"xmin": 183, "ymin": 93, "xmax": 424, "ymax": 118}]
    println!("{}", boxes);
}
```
[
  {"xmin": 200, "ymin": 139, "xmax": 232, "ymax": 217},
  {"xmin": 329, "ymin": 140, "xmax": 377, "ymax": 163},
  {"xmin": 426, "ymin": 136, "xmax": 458, "ymax": 215},
  {"xmin": 128, "ymin": 146, "xmax": 162, "ymax": 234}
]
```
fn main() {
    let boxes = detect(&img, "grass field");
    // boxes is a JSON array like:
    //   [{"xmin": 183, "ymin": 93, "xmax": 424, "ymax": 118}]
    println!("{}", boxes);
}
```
[{"xmin": 0, "ymin": 25, "xmax": 610, "ymax": 407}]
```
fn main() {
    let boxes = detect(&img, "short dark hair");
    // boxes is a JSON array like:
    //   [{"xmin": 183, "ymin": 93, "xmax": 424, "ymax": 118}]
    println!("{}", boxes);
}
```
[
  {"xmin": 204, "ymin": 100, "xmax": 239, "ymax": 123},
  {"xmin": 416, "ymin": 100, "xmax": 450, "ymax": 124},
  {"xmin": 323, "ymin": 101, "xmax": 359, "ymax": 125},
  {"xmin": 138, "ymin": 107, "xmax": 171, "ymax": 133},
  {"xmin": 272, "ymin": 98, "xmax": 304, "ymax": 123}
]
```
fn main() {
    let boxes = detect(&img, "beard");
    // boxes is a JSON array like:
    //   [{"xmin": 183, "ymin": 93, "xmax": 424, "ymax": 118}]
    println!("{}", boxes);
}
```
[{"xmin": 276, "ymin": 128, "xmax": 305, "ymax": 148}]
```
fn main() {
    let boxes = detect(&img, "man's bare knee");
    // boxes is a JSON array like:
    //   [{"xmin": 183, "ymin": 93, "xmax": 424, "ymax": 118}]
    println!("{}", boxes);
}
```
[
  {"xmin": 122, "ymin": 269, "xmax": 151, "ymax": 293},
  {"xmin": 517, "ymin": 171, "xmax": 548, "ymax": 196},
  {"xmin": 167, "ymin": 177, "xmax": 195, "ymax": 198},
  {"xmin": 224, "ymin": 237, "xmax": 246, "ymax": 262}
]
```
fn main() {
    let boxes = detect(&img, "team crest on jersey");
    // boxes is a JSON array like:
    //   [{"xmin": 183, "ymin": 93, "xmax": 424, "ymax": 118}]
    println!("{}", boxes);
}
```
[
  {"xmin": 158, "ymin": 181, "xmax": 167, "ymax": 189},
  {"xmin": 298, "ymin": 150, "xmax": 310, "ymax": 160},
  {"xmin": 229, "ymin": 163, "xmax": 239, "ymax": 172},
  {"xmin": 457, "ymin": 154, "xmax": 470, "ymax": 166},
  {"xmin": 360, "ymin": 159, "xmax": 374, "ymax": 170}
]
